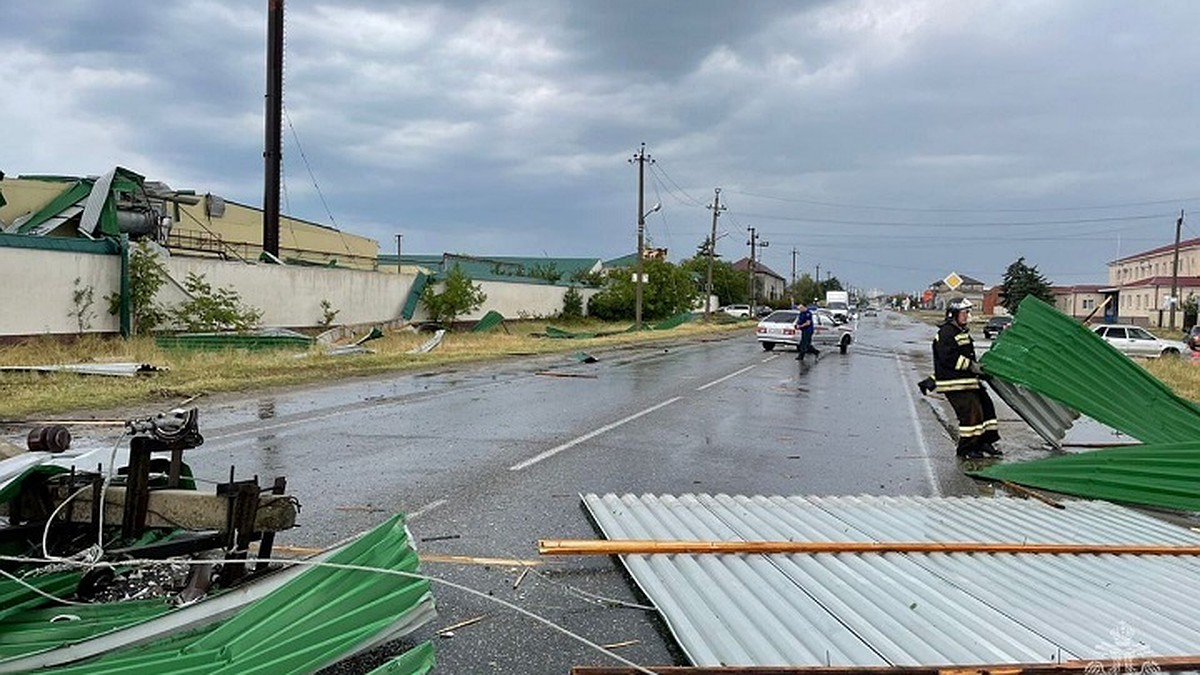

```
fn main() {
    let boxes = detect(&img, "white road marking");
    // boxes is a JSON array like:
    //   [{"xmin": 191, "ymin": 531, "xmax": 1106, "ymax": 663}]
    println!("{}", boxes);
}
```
[
  {"xmin": 894, "ymin": 353, "xmax": 942, "ymax": 497},
  {"xmin": 509, "ymin": 396, "xmax": 683, "ymax": 471},
  {"xmin": 408, "ymin": 498, "xmax": 447, "ymax": 521},
  {"xmin": 696, "ymin": 365, "xmax": 757, "ymax": 391}
]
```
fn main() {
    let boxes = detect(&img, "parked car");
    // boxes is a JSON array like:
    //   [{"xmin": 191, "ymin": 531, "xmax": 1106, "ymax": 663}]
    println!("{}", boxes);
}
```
[
  {"xmin": 754, "ymin": 305, "xmax": 774, "ymax": 318},
  {"xmin": 1187, "ymin": 325, "xmax": 1200, "ymax": 352},
  {"xmin": 756, "ymin": 310, "xmax": 854, "ymax": 354},
  {"xmin": 721, "ymin": 304, "xmax": 751, "ymax": 318},
  {"xmin": 1092, "ymin": 324, "xmax": 1184, "ymax": 358},
  {"xmin": 983, "ymin": 315, "xmax": 1013, "ymax": 340}
]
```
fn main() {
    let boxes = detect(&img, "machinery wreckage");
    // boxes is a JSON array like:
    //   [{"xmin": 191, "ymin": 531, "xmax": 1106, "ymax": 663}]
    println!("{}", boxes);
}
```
[{"xmin": 0, "ymin": 408, "xmax": 437, "ymax": 673}]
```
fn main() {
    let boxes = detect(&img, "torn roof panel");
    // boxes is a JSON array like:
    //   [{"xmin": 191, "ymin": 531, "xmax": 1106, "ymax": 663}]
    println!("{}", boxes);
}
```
[
  {"xmin": 972, "ymin": 441, "xmax": 1200, "ymax": 512},
  {"xmin": 582, "ymin": 493, "xmax": 1200, "ymax": 668},
  {"xmin": 980, "ymin": 296, "xmax": 1200, "ymax": 445}
]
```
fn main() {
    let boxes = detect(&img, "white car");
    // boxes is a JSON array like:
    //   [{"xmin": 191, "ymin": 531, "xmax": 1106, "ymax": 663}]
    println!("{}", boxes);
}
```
[
  {"xmin": 720, "ymin": 304, "xmax": 751, "ymax": 318},
  {"xmin": 1091, "ymin": 324, "xmax": 1184, "ymax": 358},
  {"xmin": 756, "ymin": 310, "xmax": 854, "ymax": 354}
]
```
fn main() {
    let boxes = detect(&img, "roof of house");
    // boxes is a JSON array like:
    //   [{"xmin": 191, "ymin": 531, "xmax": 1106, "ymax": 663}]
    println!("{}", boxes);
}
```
[
  {"xmin": 731, "ymin": 257, "xmax": 785, "ymax": 280},
  {"xmin": 1110, "ymin": 237, "xmax": 1200, "ymax": 265},
  {"xmin": 1051, "ymin": 284, "xmax": 1107, "ymax": 293},
  {"xmin": 1115, "ymin": 275, "xmax": 1200, "ymax": 289},
  {"xmin": 928, "ymin": 273, "xmax": 984, "ymax": 289}
]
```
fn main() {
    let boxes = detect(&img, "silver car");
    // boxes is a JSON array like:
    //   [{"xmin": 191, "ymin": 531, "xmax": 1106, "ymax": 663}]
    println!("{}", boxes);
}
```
[
  {"xmin": 756, "ymin": 310, "xmax": 854, "ymax": 354},
  {"xmin": 1091, "ymin": 324, "xmax": 1184, "ymax": 358}
]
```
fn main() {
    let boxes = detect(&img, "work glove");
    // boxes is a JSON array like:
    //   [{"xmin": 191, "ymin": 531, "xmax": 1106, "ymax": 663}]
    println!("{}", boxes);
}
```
[{"xmin": 967, "ymin": 361, "xmax": 983, "ymax": 375}]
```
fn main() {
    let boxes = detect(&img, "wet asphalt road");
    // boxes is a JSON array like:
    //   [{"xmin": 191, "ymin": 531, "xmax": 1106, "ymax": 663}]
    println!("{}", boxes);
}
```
[{"xmin": 11, "ymin": 311, "xmax": 1047, "ymax": 674}]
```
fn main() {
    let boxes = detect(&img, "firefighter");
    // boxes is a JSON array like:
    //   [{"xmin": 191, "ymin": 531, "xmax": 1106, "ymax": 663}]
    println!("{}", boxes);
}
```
[{"xmin": 931, "ymin": 298, "xmax": 1001, "ymax": 459}]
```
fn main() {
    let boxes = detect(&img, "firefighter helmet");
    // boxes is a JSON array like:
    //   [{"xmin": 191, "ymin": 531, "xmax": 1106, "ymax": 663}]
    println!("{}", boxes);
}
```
[{"xmin": 945, "ymin": 297, "xmax": 973, "ymax": 320}]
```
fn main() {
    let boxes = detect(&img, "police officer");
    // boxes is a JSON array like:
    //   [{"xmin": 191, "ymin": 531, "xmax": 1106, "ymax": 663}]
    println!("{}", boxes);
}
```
[{"xmin": 931, "ymin": 298, "xmax": 1001, "ymax": 459}]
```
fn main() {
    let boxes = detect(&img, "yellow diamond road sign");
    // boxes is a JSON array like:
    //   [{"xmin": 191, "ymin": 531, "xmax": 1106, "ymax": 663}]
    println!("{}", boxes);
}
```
[{"xmin": 943, "ymin": 272, "xmax": 963, "ymax": 290}]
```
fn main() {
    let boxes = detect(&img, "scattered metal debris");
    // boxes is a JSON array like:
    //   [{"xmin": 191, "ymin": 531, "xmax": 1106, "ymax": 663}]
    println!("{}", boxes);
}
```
[
  {"xmin": 0, "ymin": 362, "xmax": 166, "ymax": 377},
  {"xmin": 436, "ymin": 614, "xmax": 487, "ymax": 638},
  {"xmin": 407, "ymin": 329, "xmax": 445, "ymax": 354}
]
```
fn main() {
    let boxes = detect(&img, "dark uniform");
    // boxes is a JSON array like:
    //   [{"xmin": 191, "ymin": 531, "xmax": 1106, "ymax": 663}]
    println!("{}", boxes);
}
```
[{"xmin": 931, "ymin": 313, "xmax": 1000, "ymax": 458}]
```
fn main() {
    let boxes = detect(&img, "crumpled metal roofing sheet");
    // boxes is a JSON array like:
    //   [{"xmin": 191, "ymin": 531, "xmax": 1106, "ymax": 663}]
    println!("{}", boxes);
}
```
[
  {"xmin": 979, "ymin": 296, "xmax": 1200, "ymax": 444},
  {"xmin": 972, "ymin": 440, "xmax": 1200, "ymax": 511},
  {"xmin": 582, "ymin": 493, "xmax": 1200, "ymax": 668},
  {"xmin": 985, "ymin": 377, "xmax": 1079, "ymax": 449}
]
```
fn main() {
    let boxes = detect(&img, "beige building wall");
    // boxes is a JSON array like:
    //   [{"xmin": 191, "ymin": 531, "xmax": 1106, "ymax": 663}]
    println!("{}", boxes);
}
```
[
  {"xmin": 172, "ymin": 199, "xmax": 378, "ymax": 270},
  {"xmin": 455, "ymin": 279, "xmax": 599, "ymax": 321},
  {"xmin": 0, "ymin": 244, "xmax": 121, "ymax": 336},
  {"xmin": 0, "ymin": 178, "xmax": 75, "ymax": 228},
  {"xmin": 1108, "ymin": 245, "xmax": 1200, "ymax": 285},
  {"xmin": 0, "ymin": 246, "xmax": 600, "ymax": 337},
  {"xmin": 1053, "ymin": 291, "xmax": 1106, "ymax": 320}
]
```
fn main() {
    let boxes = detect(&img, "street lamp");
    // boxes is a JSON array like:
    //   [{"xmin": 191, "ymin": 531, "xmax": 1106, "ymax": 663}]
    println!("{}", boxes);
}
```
[{"xmin": 636, "ymin": 200, "xmax": 662, "ymax": 330}]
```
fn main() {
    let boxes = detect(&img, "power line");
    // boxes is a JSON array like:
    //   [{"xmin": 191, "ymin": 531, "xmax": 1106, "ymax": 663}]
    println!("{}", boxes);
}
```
[
  {"xmin": 723, "ymin": 209, "xmax": 1172, "ymax": 229},
  {"xmin": 723, "ymin": 188, "xmax": 1200, "ymax": 213},
  {"xmin": 647, "ymin": 162, "xmax": 707, "ymax": 207}
]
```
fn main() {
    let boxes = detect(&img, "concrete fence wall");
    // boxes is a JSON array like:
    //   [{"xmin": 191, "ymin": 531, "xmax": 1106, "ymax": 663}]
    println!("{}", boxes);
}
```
[{"xmin": 1, "ymin": 245, "xmax": 597, "ymax": 338}]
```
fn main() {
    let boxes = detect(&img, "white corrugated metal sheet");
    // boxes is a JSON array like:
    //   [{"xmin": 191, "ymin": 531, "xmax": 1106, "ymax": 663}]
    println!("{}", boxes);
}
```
[{"xmin": 582, "ymin": 493, "xmax": 1200, "ymax": 667}]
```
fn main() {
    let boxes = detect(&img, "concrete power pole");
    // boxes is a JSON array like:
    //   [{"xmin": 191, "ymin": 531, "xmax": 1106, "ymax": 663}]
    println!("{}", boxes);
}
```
[
  {"xmin": 629, "ymin": 143, "xmax": 655, "ymax": 330},
  {"xmin": 1170, "ymin": 209, "xmax": 1185, "ymax": 329},
  {"xmin": 790, "ymin": 247, "xmax": 797, "ymax": 306},
  {"xmin": 704, "ymin": 188, "xmax": 725, "ymax": 321},
  {"xmin": 746, "ymin": 227, "xmax": 768, "ymax": 313}
]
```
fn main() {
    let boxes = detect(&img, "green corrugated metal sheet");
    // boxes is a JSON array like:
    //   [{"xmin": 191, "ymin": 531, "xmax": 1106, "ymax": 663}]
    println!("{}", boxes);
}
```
[
  {"xmin": 974, "ymin": 296, "xmax": 1200, "ymax": 512},
  {"xmin": 653, "ymin": 312, "xmax": 694, "ymax": 330},
  {"xmin": 980, "ymin": 296, "xmax": 1200, "ymax": 444},
  {"xmin": 470, "ymin": 310, "xmax": 505, "ymax": 332},
  {"xmin": 364, "ymin": 642, "xmax": 436, "ymax": 674},
  {"xmin": 14, "ymin": 180, "xmax": 92, "ymax": 235},
  {"xmin": 0, "ymin": 232, "xmax": 119, "ymax": 254},
  {"xmin": 401, "ymin": 271, "xmax": 430, "ymax": 321},
  {"xmin": 8, "ymin": 514, "xmax": 434, "ymax": 674},
  {"xmin": 973, "ymin": 441, "xmax": 1200, "ymax": 512}
]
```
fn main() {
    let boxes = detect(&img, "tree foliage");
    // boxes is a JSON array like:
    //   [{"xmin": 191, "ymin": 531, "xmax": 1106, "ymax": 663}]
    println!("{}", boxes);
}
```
[
  {"xmin": 1000, "ymin": 257, "xmax": 1054, "ymax": 313},
  {"xmin": 171, "ymin": 272, "xmax": 263, "ymax": 332},
  {"xmin": 560, "ymin": 286, "xmax": 584, "ymax": 319},
  {"xmin": 422, "ymin": 264, "xmax": 487, "ymax": 326},
  {"xmin": 587, "ymin": 258, "xmax": 699, "ymax": 321},
  {"xmin": 678, "ymin": 250, "xmax": 747, "ymax": 307},
  {"xmin": 106, "ymin": 240, "xmax": 168, "ymax": 336}
]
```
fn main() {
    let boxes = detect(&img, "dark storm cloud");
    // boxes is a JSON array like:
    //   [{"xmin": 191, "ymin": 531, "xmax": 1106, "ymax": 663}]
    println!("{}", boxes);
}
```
[{"xmin": 2, "ymin": 0, "xmax": 1199, "ymax": 292}]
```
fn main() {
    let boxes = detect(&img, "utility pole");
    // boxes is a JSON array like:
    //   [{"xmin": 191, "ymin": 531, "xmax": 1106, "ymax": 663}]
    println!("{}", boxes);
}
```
[
  {"xmin": 262, "ymin": 0, "xmax": 285, "ymax": 259},
  {"xmin": 704, "ymin": 188, "xmax": 725, "ymax": 321},
  {"xmin": 815, "ymin": 264, "xmax": 820, "ymax": 302},
  {"xmin": 790, "ymin": 247, "xmax": 797, "ymax": 306},
  {"xmin": 395, "ymin": 233, "xmax": 403, "ymax": 273},
  {"xmin": 746, "ymin": 227, "xmax": 768, "ymax": 313},
  {"xmin": 1170, "ymin": 209, "xmax": 1185, "ymax": 329},
  {"xmin": 629, "ymin": 143, "xmax": 654, "ymax": 330}
]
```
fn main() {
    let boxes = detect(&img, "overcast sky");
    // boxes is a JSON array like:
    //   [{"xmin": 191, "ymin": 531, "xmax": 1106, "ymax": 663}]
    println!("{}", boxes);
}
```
[{"xmin": 2, "ymin": 1, "xmax": 1199, "ymax": 293}]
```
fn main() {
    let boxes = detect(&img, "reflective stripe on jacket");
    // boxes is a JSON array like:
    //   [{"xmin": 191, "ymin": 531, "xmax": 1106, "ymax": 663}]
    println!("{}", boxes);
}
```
[{"xmin": 931, "ymin": 319, "xmax": 980, "ymax": 389}]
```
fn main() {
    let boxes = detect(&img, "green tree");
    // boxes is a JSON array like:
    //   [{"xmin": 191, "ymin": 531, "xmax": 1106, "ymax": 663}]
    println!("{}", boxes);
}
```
[
  {"xmin": 421, "ymin": 264, "xmax": 487, "ymax": 326},
  {"xmin": 787, "ymin": 273, "xmax": 821, "ymax": 306},
  {"xmin": 588, "ymin": 259, "xmax": 699, "ymax": 321},
  {"xmin": 678, "ymin": 252, "xmax": 747, "ymax": 306},
  {"xmin": 1000, "ymin": 257, "xmax": 1054, "ymax": 313},
  {"xmin": 106, "ymin": 240, "xmax": 168, "ymax": 336},
  {"xmin": 560, "ymin": 286, "xmax": 583, "ymax": 319},
  {"xmin": 171, "ymin": 272, "xmax": 263, "ymax": 332}
]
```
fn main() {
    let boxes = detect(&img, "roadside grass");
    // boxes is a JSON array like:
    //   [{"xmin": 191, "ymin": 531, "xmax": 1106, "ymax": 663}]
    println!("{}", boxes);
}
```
[
  {"xmin": 1142, "ymin": 355, "xmax": 1200, "ymax": 401},
  {"xmin": 0, "ymin": 318, "xmax": 751, "ymax": 418}
]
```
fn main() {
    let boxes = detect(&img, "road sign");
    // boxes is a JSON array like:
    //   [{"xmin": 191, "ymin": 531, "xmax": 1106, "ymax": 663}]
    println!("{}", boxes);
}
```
[{"xmin": 943, "ymin": 272, "xmax": 963, "ymax": 290}]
